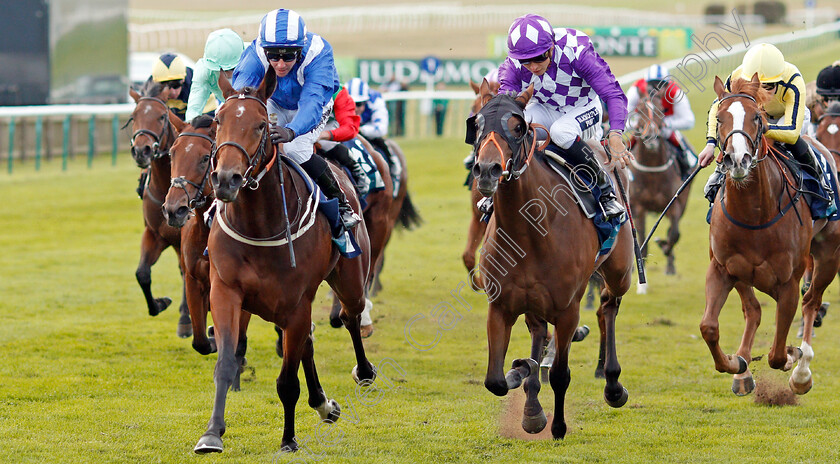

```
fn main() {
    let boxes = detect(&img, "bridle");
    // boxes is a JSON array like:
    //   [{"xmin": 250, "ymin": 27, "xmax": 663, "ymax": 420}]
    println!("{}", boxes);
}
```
[
  {"xmin": 170, "ymin": 131, "xmax": 216, "ymax": 210},
  {"xmin": 715, "ymin": 93, "xmax": 767, "ymax": 164},
  {"xmin": 131, "ymin": 96, "xmax": 175, "ymax": 159},
  {"xmin": 213, "ymin": 93, "xmax": 276, "ymax": 190}
]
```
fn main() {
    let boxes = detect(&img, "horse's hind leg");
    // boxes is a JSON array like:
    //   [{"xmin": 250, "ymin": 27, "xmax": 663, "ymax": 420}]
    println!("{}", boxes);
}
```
[
  {"xmin": 231, "ymin": 312, "xmax": 252, "ymax": 392},
  {"xmin": 301, "ymin": 329, "xmax": 341, "ymax": 423},
  {"xmin": 330, "ymin": 263, "xmax": 376, "ymax": 383},
  {"xmin": 136, "ymin": 229, "xmax": 171, "ymax": 316},
  {"xmin": 731, "ymin": 283, "xmax": 761, "ymax": 396},
  {"xmin": 767, "ymin": 280, "xmax": 801, "ymax": 372},
  {"xmin": 522, "ymin": 313, "xmax": 548, "ymax": 434},
  {"xmin": 185, "ymin": 272, "xmax": 215, "ymax": 355},
  {"xmin": 599, "ymin": 292, "xmax": 629, "ymax": 408},
  {"xmin": 177, "ymin": 278, "xmax": 192, "ymax": 338}
]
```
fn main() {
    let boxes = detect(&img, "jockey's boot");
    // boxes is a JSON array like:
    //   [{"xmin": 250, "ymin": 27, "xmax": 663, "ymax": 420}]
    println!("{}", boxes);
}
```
[
  {"xmin": 301, "ymin": 156, "xmax": 362, "ymax": 230},
  {"xmin": 668, "ymin": 132, "xmax": 694, "ymax": 180},
  {"xmin": 324, "ymin": 144, "xmax": 370, "ymax": 196},
  {"xmin": 704, "ymin": 166, "xmax": 725, "ymax": 203},
  {"xmin": 564, "ymin": 138, "xmax": 625, "ymax": 220},
  {"xmin": 790, "ymin": 137, "xmax": 833, "ymax": 195}
]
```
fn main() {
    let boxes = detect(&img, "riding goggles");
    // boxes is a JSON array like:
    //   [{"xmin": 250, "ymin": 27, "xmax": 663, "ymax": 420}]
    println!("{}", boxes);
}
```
[
  {"xmin": 163, "ymin": 80, "xmax": 183, "ymax": 89},
  {"xmin": 265, "ymin": 49, "xmax": 300, "ymax": 63},
  {"xmin": 518, "ymin": 50, "xmax": 550, "ymax": 65}
]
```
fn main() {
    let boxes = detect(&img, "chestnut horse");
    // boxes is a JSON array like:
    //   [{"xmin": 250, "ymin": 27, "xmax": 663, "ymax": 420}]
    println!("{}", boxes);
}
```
[
  {"xmin": 128, "ymin": 84, "xmax": 192, "ymax": 337},
  {"xmin": 701, "ymin": 75, "xmax": 840, "ymax": 396},
  {"xmin": 161, "ymin": 117, "xmax": 253, "ymax": 391},
  {"xmin": 628, "ymin": 90, "xmax": 691, "ymax": 276},
  {"xmin": 193, "ymin": 68, "xmax": 376, "ymax": 454},
  {"xmin": 471, "ymin": 81, "xmax": 633, "ymax": 439}
]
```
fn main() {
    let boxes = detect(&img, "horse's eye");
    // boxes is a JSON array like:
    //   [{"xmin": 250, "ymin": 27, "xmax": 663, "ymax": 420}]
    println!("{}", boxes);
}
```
[
  {"xmin": 202, "ymin": 154, "xmax": 210, "ymax": 164},
  {"xmin": 258, "ymin": 121, "xmax": 266, "ymax": 131}
]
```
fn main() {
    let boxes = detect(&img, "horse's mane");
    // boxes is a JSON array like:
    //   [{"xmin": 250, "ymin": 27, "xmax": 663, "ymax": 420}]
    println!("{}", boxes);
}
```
[
  {"xmin": 141, "ymin": 80, "xmax": 165, "ymax": 99},
  {"xmin": 729, "ymin": 78, "xmax": 773, "ymax": 107},
  {"xmin": 190, "ymin": 114, "xmax": 214, "ymax": 129}
]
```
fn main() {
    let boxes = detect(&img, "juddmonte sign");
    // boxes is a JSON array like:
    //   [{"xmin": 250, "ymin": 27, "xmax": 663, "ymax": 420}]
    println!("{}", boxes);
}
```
[{"xmin": 357, "ymin": 59, "xmax": 502, "ymax": 86}]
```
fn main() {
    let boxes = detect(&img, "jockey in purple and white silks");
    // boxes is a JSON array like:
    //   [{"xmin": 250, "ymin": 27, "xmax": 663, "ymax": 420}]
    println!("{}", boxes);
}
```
[
  {"xmin": 498, "ymin": 14, "xmax": 632, "ymax": 219},
  {"xmin": 232, "ymin": 8, "xmax": 361, "ymax": 229}
]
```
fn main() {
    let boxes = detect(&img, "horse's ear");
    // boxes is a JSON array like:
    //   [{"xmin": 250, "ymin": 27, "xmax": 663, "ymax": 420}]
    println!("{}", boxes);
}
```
[
  {"xmin": 490, "ymin": 81, "xmax": 501, "ymax": 94},
  {"xmin": 209, "ymin": 119, "xmax": 218, "ymax": 139},
  {"xmin": 170, "ymin": 114, "xmax": 186, "ymax": 133},
  {"xmin": 515, "ymin": 84, "xmax": 534, "ymax": 108},
  {"xmin": 258, "ymin": 64, "xmax": 276, "ymax": 102},
  {"xmin": 750, "ymin": 72, "xmax": 761, "ymax": 86},
  {"xmin": 469, "ymin": 80, "xmax": 480, "ymax": 95},
  {"xmin": 713, "ymin": 76, "xmax": 725, "ymax": 99},
  {"xmin": 479, "ymin": 78, "xmax": 492, "ymax": 98},
  {"xmin": 129, "ymin": 88, "xmax": 141, "ymax": 103},
  {"xmin": 219, "ymin": 70, "xmax": 235, "ymax": 99}
]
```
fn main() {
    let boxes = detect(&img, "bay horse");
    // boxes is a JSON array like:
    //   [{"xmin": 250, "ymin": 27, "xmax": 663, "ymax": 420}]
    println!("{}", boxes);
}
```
[
  {"xmin": 701, "ymin": 74, "xmax": 840, "ymax": 396},
  {"xmin": 628, "ymin": 89, "xmax": 691, "ymax": 276},
  {"xmin": 128, "ymin": 84, "xmax": 192, "ymax": 338},
  {"xmin": 161, "ymin": 116, "xmax": 252, "ymax": 391},
  {"xmin": 194, "ymin": 67, "xmax": 376, "ymax": 454},
  {"xmin": 471, "ymin": 81, "xmax": 633, "ymax": 439}
]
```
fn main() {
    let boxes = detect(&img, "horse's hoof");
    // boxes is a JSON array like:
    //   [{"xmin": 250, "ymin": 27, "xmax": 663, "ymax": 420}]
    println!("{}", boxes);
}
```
[
  {"xmin": 522, "ymin": 410, "xmax": 548, "ymax": 434},
  {"xmin": 177, "ymin": 323, "xmax": 192, "ymax": 339},
  {"xmin": 352, "ymin": 364, "xmax": 377, "ymax": 384},
  {"xmin": 279, "ymin": 440, "xmax": 299, "ymax": 453},
  {"xmin": 665, "ymin": 265, "xmax": 676, "ymax": 276},
  {"xmin": 329, "ymin": 317, "xmax": 343, "ymax": 328},
  {"xmin": 149, "ymin": 297, "xmax": 172, "ymax": 316},
  {"xmin": 789, "ymin": 375, "xmax": 813, "ymax": 395},
  {"xmin": 326, "ymin": 400, "xmax": 341, "ymax": 423},
  {"xmin": 594, "ymin": 367, "xmax": 605, "ymax": 379},
  {"xmin": 605, "ymin": 386, "xmax": 629, "ymax": 408},
  {"xmin": 736, "ymin": 355, "xmax": 748, "ymax": 374},
  {"xmin": 731, "ymin": 375, "xmax": 755, "ymax": 396},
  {"xmin": 815, "ymin": 303, "xmax": 829, "ymax": 327},
  {"xmin": 572, "ymin": 325, "xmax": 590, "ymax": 342},
  {"xmin": 194, "ymin": 434, "xmax": 223, "ymax": 454},
  {"xmin": 360, "ymin": 324, "xmax": 373, "ymax": 339}
]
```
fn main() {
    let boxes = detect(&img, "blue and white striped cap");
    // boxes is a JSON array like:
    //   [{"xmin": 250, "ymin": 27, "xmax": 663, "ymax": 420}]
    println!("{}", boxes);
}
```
[
  {"xmin": 346, "ymin": 78, "xmax": 370, "ymax": 103},
  {"xmin": 259, "ymin": 9, "xmax": 306, "ymax": 49},
  {"xmin": 645, "ymin": 64, "xmax": 668, "ymax": 82}
]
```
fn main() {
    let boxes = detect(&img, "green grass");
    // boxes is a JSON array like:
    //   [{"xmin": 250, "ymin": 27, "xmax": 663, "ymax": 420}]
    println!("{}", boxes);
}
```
[{"xmin": 4, "ymin": 42, "xmax": 840, "ymax": 464}]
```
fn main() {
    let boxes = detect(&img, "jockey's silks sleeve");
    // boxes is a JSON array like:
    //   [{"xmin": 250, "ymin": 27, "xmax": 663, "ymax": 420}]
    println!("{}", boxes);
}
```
[
  {"xmin": 327, "ymin": 88, "xmax": 360, "ymax": 142},
  {"xmin": 573, "ymin": 47, "xmax": 628, "ymax": 132}
]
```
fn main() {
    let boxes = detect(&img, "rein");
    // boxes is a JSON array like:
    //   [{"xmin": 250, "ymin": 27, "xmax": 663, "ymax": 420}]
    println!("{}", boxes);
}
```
[
  {"xmin": 213, "ymin": 94, "xmax": 277, "ymax": 190},
  {"xmin": 170, "ymin": 131, "xmax": 216, "ymax": 211},
  {"xmin": 131, "ymin": 96, "xmax": 174, "ymax": 159}
]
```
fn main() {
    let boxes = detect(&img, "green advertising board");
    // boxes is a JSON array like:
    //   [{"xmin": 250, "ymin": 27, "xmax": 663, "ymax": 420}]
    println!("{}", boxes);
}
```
[
  {"xmin": 489, "ymin": 26, "xmax": 693, "ymax": 59},
  {"xmin": 355, "ymin": 59, "xmax": 502, "ymax": 86}
]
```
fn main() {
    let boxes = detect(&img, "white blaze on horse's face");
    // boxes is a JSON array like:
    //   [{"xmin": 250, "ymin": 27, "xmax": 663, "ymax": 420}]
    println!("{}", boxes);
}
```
[
  {"xmin": 236, "ymin": 105, "xmax": 245, "ymax": 118},
  {"xmin": 726, "ymin": 101, "xmax": 751, "ymax": 178}
]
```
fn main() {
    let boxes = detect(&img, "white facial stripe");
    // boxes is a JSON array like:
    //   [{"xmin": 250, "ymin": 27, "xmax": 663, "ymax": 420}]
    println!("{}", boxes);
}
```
[
  {"xmin": 828, "ymin": 124, "xmax": 839, "ymax": 135},
  {"xmin": 236, "ymin": 105, "xmax": 245, "ymax": 118},
  {"xmin": 143, "ymin": 106, "xmax": 151, "ymax": 114},
  {"xmin": 186, "ymin": 142, "xmax": 193, "ymax": 153},
  {"xmin": 727, "ymin": 101, "xmax": 749, "ymax": 157}
]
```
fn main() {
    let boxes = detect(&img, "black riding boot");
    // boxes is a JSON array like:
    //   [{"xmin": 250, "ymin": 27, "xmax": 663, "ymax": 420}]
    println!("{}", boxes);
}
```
[
  {"xmin": 301, "ymin": 156, "xmax": 362, "ymax": 230},
  {"xmin": 788, "ymin": 137, "xmax": 833, "ymax": 196},
  {"xmin": 323, "ymin": 144, "xmax": 370, "ymax": 195},
  {"xmin": 563, "ymin": 138, "xmax": 625, "ymax": 220}
]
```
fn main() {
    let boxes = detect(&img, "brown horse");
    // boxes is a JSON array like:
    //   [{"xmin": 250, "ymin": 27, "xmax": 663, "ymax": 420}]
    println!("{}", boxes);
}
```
[
  {"xmin": 161, "ymin": 116, "xmax": 253, "ymax": 391},
  {"xmin": 471, "ymin": 81, "xmax": 633, "ymax": 439},
  {"xmin": 128, "ymin": 84, "xmax": 192, "ymax": 338},
  {"xmin": 701, "ymin": 74, "xmax": 840, "ymax": 396},
  {"xmin": 628, "ymin": 89, "xmax": 691, "ymax": 276},
  {"xmin": 193, "ymin": 68, "xmax": 375, "ymax": 454}
]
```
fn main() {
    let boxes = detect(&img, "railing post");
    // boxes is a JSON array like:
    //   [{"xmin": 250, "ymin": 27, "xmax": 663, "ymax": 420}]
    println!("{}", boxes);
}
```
[
  {"xmin": 7, "ymin": 117, "xmax": 14, "ymax": 174},
  {"xmin": 88, "ymin": 114, "xmax": 95, "ymax": 168},
  {"xmin": 112, "ymin": 114, "xmax": 118, "ymax": 166},
  {"xmin": 35, "ymin": 116, "xmax": 43, "ymax": 171},
  {"xmin": 62, "ymin": 115, "xmax": 70, "ymax": 171}
]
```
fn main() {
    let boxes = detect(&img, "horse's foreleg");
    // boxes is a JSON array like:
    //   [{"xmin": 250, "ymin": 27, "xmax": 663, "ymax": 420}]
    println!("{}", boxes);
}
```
[
  {"xmin": 548, "ymin": 309, "xmax": 579, "ymax": 440},
  {"xmin": 275, "ymin": 309, "xmax": 313, "ymax": 453},
  {"xmin": 699, "ymin": 261, "xmax": 744, "ymax": 375},
  {"xmin": 484, "ymin": 305, "xmax": 513, "ymax": 397},
  {"xmin": 521, "ymin": 313, "xmax": 547, "ymax": 434},
  {"xmin": 301, "ymin": 328, "xmax": 341, "ymax": 424},
  {"xmin": 185, "ymin": 272, "xmax": 215, "ymax": 355},
  {"xmin": 136, "ymin": 229, "xmax": 171, "ymax": 316},
  {"xmin": 769, "ymin": 280, "xmax": 801, "ymax": 372},
  {"xmin": 731, "ymin": 283, "xmax": 761, "ymax": 395},
  {"xmin": 599, "ymin": 292, "xmax": 628, "ymax": 408},
  {"xmin": 231, "ymin": 312, "xmax": 252, "ymax": 392},
  {"xmin": 177, "ymin": 279, "xmax": 192, "ymax": 338},
  {"xmin": 194, "ymin": 284, "xmax": 242, "ymax": 454},
  {"xmin": 464, "ymin": 208, "xmax": 487, "ymax": 290},
  {"xmin": 662, "ymin": 207, "xmax": 683, "ymax": 275}
]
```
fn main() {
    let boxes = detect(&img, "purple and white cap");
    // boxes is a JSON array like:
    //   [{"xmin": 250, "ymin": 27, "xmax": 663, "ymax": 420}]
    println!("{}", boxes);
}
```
[{"xmin": 507, "ymin": 14, "xmax": 555, "ymax": 60}]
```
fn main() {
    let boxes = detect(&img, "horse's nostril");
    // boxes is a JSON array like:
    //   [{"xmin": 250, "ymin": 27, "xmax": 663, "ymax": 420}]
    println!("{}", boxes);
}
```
[
  {"xmin": 210, "ymin": 172, "xmax": 219, "ymax": 189},
  {"xmin": 230, "ymin": 174, "xmax": 243, "ymax": 189},
  {"xmin": 176, "ymin": 206, "xmax": 189, "ymax": 218},
  {"xmin": 490, "ymin": 163, "xmax": 503, "ymax": 178}
]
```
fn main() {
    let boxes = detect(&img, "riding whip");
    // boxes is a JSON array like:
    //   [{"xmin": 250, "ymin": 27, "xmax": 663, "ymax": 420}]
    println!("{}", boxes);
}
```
[
  {"xmin": 271, "ymin": 114, "xmax": 296, "ymax": 268},
  {"xmin": 606, "ymin": 139, "xmax": 647, "ymax": 290},
  {"xmin": 640, "ymin": 165, "xmax": 702, "ymax": 251}
]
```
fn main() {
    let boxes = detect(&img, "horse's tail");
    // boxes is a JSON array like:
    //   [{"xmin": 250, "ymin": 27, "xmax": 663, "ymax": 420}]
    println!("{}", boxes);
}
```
[{"xmin": 398, "ymin": 191, "xmax": 422, "ymax": 230}]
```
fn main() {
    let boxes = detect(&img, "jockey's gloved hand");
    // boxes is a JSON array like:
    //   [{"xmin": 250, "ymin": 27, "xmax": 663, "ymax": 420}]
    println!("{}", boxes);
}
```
[{"xmin": 270, "ymin": 126, "xmax": 296, "ymax": 144}]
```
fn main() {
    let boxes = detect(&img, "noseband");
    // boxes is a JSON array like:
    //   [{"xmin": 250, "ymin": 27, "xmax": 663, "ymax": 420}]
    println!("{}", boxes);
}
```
[
  {"xmin": 213, "ymin": 94, "xmax": 274, "ymax": 190},
  {"xmin": 170, "ymin": 131, "xmax": 216, "ymax": 210},
  {"xmin": 716, "ymin": 93, "xmax": 766, "ymax": 161},
  {"xmin": 131, "ymin": 96, "xmax": 174, "ymax": 159}
]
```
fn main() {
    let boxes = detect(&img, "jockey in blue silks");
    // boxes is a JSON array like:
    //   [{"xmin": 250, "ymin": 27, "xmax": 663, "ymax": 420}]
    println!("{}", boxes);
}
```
[{"xmin": 232, "ymin": 8, "xmax": 361, "ymax": 229}]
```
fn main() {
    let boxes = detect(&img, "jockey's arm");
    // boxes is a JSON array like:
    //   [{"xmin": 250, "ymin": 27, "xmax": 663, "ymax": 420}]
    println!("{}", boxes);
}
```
[
  {"xmin": 324, "ymin": 88, "xmax": 360, "ymax": 142},
  {"xmin": 496, "ymin": 57, "xmax": 521, "ymax": 95},
  {"xmin": 359, "ymin": 95, "xmax": 389, "ymax": 139},
  {"xmin": 231, "ymin": 42, "xmax": 265, "ymax": 90},
  {"xmin": 288, "ymin": 50, "xmax": 337, "ymax": 137},
  {"xmin": 665, "ymin": 93, "xmax": 695, "ymax": 131},
  {"xmin": 186, "ymin": 61, "xmax": 216, "ymax": 122},
  {"xmin": 574, "ymin": 47, "xmax": 628, "ymax": 133},
  {"xmin": 625, "ymin": 86, "xmax": 640, "ymax": 113},
  {"xmin": 765, "ymin": 73, "xmax": 806, "ymax": 145}
]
